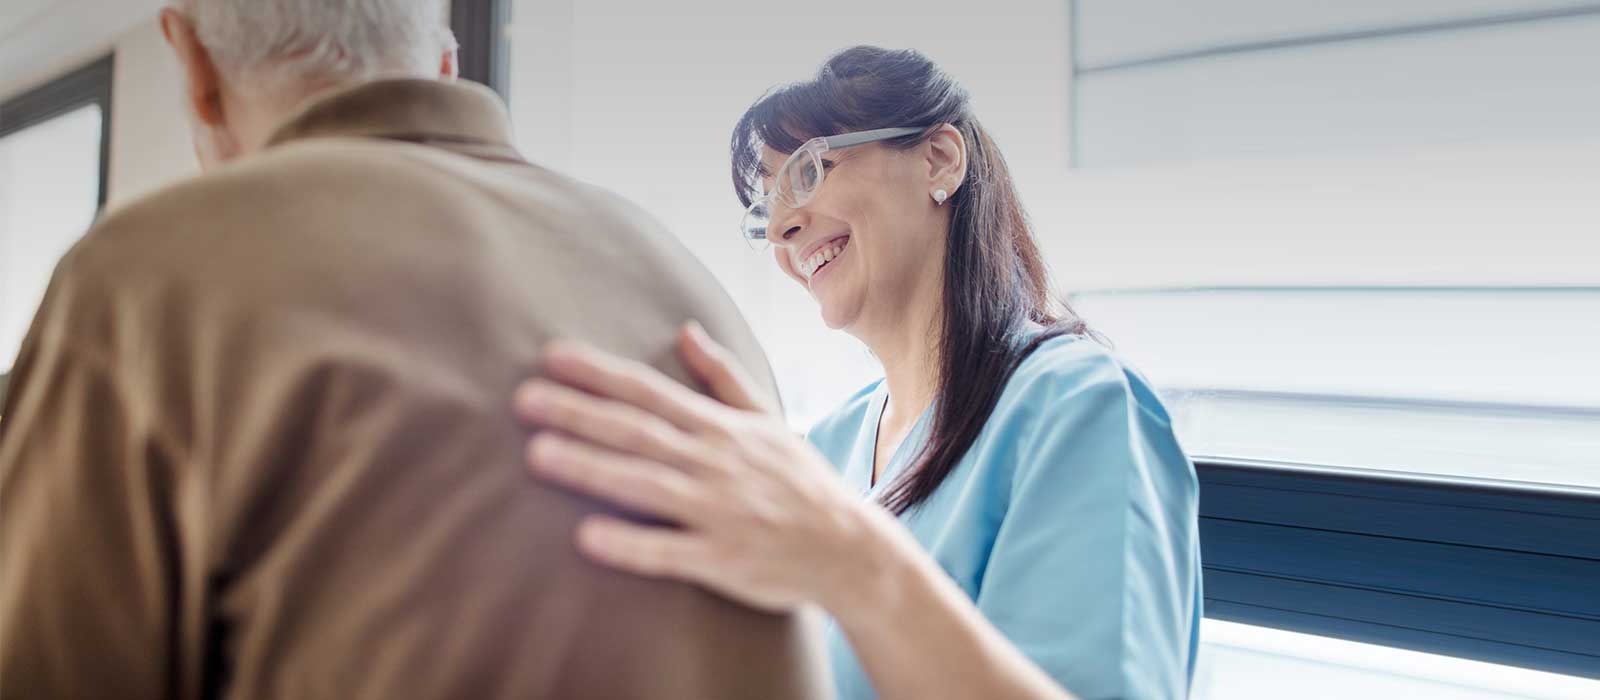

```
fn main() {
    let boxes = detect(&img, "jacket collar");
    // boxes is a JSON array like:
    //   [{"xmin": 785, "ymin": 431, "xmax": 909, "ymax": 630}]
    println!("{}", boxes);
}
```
[{"xmin": 264, "ymin": 78, "xmax": 523, "ymax": 162}]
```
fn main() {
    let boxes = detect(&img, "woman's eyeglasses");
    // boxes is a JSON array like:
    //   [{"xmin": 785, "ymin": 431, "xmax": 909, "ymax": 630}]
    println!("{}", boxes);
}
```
[{"xmin": 740, "ymin": 126, "xmax": 926, "ymax": 250}]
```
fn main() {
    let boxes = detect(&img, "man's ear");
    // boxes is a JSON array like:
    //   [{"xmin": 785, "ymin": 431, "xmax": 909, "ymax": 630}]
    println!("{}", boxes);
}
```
[
  {"xmin": 160, "ymin": 7, "xmax": 226, "ymax": 127},
  {"xmin": 440, "ymin": 47, "xmax": 460, "ymax": 80},
  {"xmin": 924, "ymin": 124, "xmax": 967, "ymax": 197}
]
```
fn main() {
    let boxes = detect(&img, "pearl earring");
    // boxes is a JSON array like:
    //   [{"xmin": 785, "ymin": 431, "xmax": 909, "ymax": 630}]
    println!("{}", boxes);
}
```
[{"xmin": 933, "ymin": 188, "xmax": 949, "ymax": 205}]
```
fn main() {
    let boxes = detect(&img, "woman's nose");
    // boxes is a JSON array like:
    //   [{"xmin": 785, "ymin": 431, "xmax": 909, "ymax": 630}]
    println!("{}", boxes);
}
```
[{"xmin": 768, "ymin": 201, "xmax": 806, "ymax": 246}]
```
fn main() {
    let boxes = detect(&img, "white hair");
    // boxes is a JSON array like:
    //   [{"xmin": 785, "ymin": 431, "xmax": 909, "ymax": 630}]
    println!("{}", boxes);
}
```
[{"xmin": 176, "ymin": 0, "xmax": 456, "ymax": 95}]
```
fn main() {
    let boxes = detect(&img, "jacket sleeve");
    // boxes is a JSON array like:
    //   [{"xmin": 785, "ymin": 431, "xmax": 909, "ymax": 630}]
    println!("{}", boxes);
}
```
[{"xmin": 0, "ymin": 258, "xmax": 182, "ymax": 700}]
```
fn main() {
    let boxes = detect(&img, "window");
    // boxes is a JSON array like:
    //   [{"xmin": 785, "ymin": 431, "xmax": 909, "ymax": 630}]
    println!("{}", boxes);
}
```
[
  {"xmin": 1070, "ymin": 2, "xmax": 1600, "ymax": 169},
  {"xmin": 1196, "ymin": 620, "xmax": 1599, "ymax": 700},
  {"xmin": 1067, "ymin": 0, "xmax": 1600, "ymax": 680},
  {"xmin": 450, "ymin": 0, "xmax": 510, "ymax": 97},
  {"xmin": 0, "ymin": 56, "xmax": 113, "ymax": 407},
  {"xmin": 1073, "ymin": 287, "xmax": 1600, "ymax": 488}
]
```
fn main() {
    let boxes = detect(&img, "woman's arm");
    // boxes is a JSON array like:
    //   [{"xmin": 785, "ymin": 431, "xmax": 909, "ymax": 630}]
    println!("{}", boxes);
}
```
[
  {"xmin": 513, "ymin": 324, "xmax": 1072, "ymax": 700},
  {"xmin": 828, "ymin": 499, "xmax": 1070, "ymax": 700}
]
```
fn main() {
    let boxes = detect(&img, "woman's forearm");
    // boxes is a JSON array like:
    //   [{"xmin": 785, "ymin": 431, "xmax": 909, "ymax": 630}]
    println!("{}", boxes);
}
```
[{"xmin": 821, "ymin": 509, "xmax": 1073, "ymax": 700}]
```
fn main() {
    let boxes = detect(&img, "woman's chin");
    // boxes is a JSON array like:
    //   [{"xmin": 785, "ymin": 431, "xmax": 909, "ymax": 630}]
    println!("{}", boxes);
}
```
[
  {"xmin": 802, "ymin": 269, "xmax": 862, "ymax": 329},
  {"xmin": 816, "ymin": 295, "xmax": 862, "ymax": 330}
]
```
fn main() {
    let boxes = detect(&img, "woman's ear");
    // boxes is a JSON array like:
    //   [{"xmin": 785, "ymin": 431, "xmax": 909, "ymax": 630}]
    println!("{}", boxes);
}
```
[{"xmin": 924, "ymin": 124, "xmax": 967, "ymax": 197}]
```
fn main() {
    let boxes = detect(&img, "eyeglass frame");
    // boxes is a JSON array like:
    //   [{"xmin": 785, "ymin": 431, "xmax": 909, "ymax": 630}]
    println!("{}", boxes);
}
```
[{"xmin": 740, "ymin": 126, "xmax": 928, "ymax": 249}]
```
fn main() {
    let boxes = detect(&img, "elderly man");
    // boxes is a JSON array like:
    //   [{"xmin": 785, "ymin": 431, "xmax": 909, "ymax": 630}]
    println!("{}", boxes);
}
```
[{"xmin": 0, "ymin": 1, "xmax": 829, "ymax": 698}]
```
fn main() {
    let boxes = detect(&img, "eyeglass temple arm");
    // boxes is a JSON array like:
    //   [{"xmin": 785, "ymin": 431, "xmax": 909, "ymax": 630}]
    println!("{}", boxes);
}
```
[{"xmin": 821, "ymin": 126, "xmax": 928, "ymax": 149}]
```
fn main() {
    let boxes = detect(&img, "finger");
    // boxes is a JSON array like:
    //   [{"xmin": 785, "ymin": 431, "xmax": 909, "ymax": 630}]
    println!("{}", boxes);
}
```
[
  {"xmin": 680, "ymin": 322, "xmax": 778, "ymax": 416},
  {"xmin": 575, "ymin": 515, "xmax": 714, "ymax": 582},
  {"xmin": 527, "ymin": 433, "xmax": 711, "ymax": 526},
  {"xmin": 515, "ymin": 380, "xmax": 717, "ymax": 474},
  {"xmin": 539, "ymin": 340, "xmax": 724, "ymax": 433}
]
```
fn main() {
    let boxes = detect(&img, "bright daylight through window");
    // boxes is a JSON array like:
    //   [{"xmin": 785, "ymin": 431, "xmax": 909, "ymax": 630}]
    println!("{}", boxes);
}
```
[{"xmin": 0, "ymin": 103, "xmax": 104, "ymax": 406}]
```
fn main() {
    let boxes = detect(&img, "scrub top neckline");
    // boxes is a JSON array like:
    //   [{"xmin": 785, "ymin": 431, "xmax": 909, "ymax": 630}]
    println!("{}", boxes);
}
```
[
  {"xmin": 848, "ymin": 325, "xmax": 1045, "ymax": 498},
  {"xmin": 857, "ymin": 385, "xmax": 935, "ymax": 498}
]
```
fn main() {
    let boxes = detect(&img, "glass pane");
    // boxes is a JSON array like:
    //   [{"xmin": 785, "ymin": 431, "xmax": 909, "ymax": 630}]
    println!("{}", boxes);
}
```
[
  {"xmin": 1075, "ymin": 0, "xmax": 1584, "ymax": 67},
  {"xmin": 1042, "ymin": 142, "xmax": 1600, "ymax": 291},
  {"xmin": 1071, "ymin": 6, "xmax": 1600, "ymax": 489},
  {"xmin": 1073, "ymin": 288, "xmax": 1600, "ymax": 488},
  {"xmin": 1076, "ymin": 13, "xmax": 1600, "ymax": 168},
  {"xmin": 1196, "ymin": 619, "xmax": 1600, "ymax": 700},
  {"xmin": 0, "ymin": 103, "xmax": 103, "ymax": 375}
]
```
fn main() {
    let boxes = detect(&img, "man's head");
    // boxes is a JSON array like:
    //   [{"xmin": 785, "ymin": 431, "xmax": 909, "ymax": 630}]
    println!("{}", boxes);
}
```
[{"xmin": 160, "ymin": 0, "xmax": 459, "ymax": 169}]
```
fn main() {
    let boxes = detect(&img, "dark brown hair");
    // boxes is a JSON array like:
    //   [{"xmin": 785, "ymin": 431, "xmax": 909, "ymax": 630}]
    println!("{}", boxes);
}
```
[{"xmin": 732, "ymin": 46, "xmax": 1089, "ymax": 515}]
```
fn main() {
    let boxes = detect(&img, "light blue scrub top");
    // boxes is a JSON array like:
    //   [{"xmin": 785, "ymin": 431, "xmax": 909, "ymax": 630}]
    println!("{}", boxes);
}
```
[{"xmin": 806, "ymin": 334, "xmax": 1202, "ymax": 700}]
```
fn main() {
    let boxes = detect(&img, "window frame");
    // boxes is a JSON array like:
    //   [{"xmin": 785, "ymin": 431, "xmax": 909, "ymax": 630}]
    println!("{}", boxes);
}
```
[
  {"xmin": 0, "ymin": 54, "xmax": 114, "ymax": 209},
  {"xmin": 1198, "ymin": 457, "xmax": 1600, "ymax": 679},
  {"xmin": 452, "ymin": 0, "xmax": 512, "ymax": 98},
  {"xmin": 0, "ymin": 54, "xmax": 115, "ymax": 408}
]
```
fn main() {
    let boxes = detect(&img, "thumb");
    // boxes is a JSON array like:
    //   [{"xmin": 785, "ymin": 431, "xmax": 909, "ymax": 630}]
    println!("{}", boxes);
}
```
[{"xmin": 680, "ymin": 321, "xmax": 778, "ymax": 416}]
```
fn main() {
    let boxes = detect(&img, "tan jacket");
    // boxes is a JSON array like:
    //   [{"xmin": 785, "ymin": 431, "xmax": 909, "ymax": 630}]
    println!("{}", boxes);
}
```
[{"xmin": 0, "ymin": 79, "xmax": 830, "ymax": 700}]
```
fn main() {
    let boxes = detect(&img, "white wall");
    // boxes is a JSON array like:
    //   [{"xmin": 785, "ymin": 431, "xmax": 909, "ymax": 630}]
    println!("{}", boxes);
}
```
[
  {"xmin": 0, "ymin": 0, "xmax": 164, "ymax": 101},
  {"xmin": 506, "ymin": 0, "xmax": 1075, "ymax": 425},
  {"xmin": 106, "ymin": 18, "xmax": 198, "ymax": 206}
]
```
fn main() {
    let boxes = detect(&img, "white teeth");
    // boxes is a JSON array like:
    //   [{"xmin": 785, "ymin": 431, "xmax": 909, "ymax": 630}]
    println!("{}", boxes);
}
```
[{"xmin": 800, "ymin": 239, "xmax": 848, "ymax": 279}]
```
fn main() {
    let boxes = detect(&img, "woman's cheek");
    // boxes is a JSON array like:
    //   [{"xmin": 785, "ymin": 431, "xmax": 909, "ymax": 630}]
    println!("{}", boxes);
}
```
[{"xmin": 773, "ymin": 248, "xmax": 802, "ymax": 284}]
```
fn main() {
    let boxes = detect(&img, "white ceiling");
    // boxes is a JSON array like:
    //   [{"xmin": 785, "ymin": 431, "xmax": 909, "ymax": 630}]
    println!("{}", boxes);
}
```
[
  {"xmin": 0, "ymin": 0, "xmax": 61, "ymax": 38},
  {"xmin": 0, "ymin": 0, "xmax": 165, "ymax": 99}
]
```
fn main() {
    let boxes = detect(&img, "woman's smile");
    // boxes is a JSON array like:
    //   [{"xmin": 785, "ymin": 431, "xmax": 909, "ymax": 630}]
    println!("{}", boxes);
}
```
[{"xmin": 797, "ymin": 234, "xmax": 851, "ymax": 289}]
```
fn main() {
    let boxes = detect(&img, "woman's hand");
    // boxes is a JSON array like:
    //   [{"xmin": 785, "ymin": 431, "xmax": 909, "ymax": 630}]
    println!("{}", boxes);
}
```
[
  {"xmin": 513, "ymin": 323, "xmax": 898, "ymax": 615},
  {"xmin": 514, "ymin": 324, "xmax": 1075, "ymax": 700}
]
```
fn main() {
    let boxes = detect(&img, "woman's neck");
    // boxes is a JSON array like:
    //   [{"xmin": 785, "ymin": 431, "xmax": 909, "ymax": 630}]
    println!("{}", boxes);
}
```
[{"xmin": 859, "ymin": 281, "xmax": 943, "ymax": 430}]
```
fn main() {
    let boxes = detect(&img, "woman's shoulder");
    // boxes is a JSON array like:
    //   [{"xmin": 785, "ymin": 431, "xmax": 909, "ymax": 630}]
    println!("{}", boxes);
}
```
[
  {"xmin": 999, "ymin": 333, "xmax": 1171, "ymax": 427},
  {"xmin": 804, "ymin": 378, "xmax": 886, "ymax": 448},
  {"xmin": 990, "ymin": 333, "xmax": 1193, "ymax": 495}
]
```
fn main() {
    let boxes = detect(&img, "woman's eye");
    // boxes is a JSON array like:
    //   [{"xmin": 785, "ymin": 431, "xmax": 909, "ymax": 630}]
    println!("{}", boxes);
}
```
[{"xmin": 821, "ymin": 160, "xmax": 836, "ymax": 170}]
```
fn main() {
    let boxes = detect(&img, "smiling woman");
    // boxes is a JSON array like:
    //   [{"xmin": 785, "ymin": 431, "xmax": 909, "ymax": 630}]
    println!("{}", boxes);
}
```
[
  {"xmin": 517, "ymin": 45, "xmax": 1202, "ymax": 700},
  {"xmin": 730, "ymin": 47, "xmax": 1096, "ymax": 515}
]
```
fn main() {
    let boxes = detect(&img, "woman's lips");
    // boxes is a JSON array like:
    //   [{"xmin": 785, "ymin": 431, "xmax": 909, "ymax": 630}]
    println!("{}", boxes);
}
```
[
  {"xmin": 797, "ymin": 232, "xmax": 852, "ymax": 263},
  {"xmin": 806, "ymin": 237, "xmax": 849, "ymax": 289}
]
